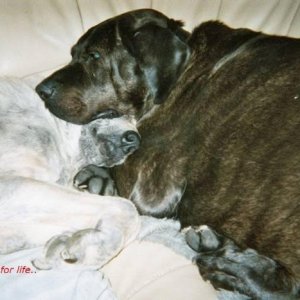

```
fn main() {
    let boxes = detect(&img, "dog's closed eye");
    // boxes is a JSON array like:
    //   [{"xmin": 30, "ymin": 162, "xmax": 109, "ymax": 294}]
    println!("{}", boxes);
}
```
[{"xmin": 87, "ymin": 51, "xmax": 101, "ymax": 61}]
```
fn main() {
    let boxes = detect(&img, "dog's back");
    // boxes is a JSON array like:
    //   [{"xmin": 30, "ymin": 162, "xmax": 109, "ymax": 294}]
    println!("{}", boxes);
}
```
[
  {"xmin": 115, "ymin": 22, "xmax": 300, "ymax": 281},
  {"xmin": 183, "ymin": 25, "xmax": 300, "ymax": 279}
]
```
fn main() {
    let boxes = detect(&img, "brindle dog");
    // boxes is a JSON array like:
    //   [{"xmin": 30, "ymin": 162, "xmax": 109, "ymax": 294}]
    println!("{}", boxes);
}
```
[{"xmin": 36, "ymin": 9, "xmax": 300, "ymax": 299}]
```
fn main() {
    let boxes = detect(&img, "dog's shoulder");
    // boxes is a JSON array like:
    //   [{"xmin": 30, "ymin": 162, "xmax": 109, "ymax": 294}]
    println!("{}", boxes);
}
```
[
  {"xmin": 188, "ymin": 20, "xmax": 300, "ymax": 71},
  {"xmin": 188, "ymin": 21, "xmax": 258, "ymax": 60}
]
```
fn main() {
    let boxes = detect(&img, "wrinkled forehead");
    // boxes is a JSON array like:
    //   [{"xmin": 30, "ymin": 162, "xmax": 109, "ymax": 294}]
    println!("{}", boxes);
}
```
[
  {"xmin": 84, "ymin": 116, "xmax": 138, "ymax": 134},
  {"xmin": 71, "ymin": 20, "xmax": 118, "ymax": 57},
  {"xmin": 71, "ymin": 9, "xmax": 169, "ymax": 57}
]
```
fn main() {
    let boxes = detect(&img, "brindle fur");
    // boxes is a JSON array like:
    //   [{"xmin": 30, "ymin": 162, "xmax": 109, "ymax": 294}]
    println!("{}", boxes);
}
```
[{"xmin": 112, "ymin": 22, "xmax": 300, "ymax": 298}]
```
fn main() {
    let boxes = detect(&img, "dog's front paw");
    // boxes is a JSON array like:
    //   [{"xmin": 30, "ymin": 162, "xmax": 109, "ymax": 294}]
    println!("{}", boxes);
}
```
[
  {"xmin": 185, "ymin": 225, "xmax": 225, "ymax": 252},
  {"xmin": 74, "ymin": 165, "xmax": 117, "ymax": 196},
  {"xmin": 32, "ymin": 223, "xmax": 124, "ymax": 270},
  {"xmin": 185, "ymin": 226, "xmax": 297, "ymax": 300}
]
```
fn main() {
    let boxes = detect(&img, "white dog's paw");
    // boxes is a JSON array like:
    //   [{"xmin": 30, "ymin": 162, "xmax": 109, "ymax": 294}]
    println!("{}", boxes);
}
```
[
  {"xmin": 32, "ymin": 233, "xmax": 72, "ymax": 270},
  {"xmin": 73, "ymin": 165, "xmax": 117, "ymax": 196},
  {"xmin": 32, "ymin": 221, "xmax": 125, "ymax": 270}
]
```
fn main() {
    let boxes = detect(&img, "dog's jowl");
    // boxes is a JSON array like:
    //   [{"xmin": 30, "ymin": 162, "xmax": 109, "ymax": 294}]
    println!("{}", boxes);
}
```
[{"xmin": 37, "ymin": 9, "xmax": 300, "ymax": 299}]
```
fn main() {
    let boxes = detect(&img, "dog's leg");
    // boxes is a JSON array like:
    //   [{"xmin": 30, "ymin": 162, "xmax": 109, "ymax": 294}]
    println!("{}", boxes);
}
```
[
  {"xmin": 0, "ymin": 176, "xmax": 140, "ymax": 254},
  {"xmin": 185, "ymin": 226, "xmax": 300, "ymax": 300}
]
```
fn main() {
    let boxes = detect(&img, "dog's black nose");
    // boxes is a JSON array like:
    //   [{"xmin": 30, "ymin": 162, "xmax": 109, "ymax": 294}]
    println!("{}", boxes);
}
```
[
  {"xmin": 121, "ymin": 131, "xmax": 140, "ymax": 154},
  {"xmin": 36, "ymin": 81, "xmax": 56, "ymax": 101}
]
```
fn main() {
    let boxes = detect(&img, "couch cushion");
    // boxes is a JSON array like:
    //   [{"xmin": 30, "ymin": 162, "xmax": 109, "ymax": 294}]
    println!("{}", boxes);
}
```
[
  {"xmin": 0, "ymin": 0, "xmax": 84, "ymax": 77},
  {"xmin": 102, "ymin": 241, "xmax": 217, "ymax": 300},
  {"xmin": 2, "ymin": 0, "xmax": 300, "ymax": 77}
]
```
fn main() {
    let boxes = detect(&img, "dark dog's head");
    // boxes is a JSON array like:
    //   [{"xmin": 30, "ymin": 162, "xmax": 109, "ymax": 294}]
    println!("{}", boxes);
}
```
[{"xmin": 36, "ymin": 9, "xmax": 190, "ymax": 124}]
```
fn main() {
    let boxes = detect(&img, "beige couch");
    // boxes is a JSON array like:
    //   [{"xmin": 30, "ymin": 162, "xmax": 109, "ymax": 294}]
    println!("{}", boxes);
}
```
[{"xmin": 1, "ymin": 1, "xmax": 300, "ymax": 299}]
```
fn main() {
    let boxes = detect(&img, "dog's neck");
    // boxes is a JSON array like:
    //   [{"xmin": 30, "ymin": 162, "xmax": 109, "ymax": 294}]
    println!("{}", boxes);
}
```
[{"xmin": 52, "ymin": 119, "xmax": 86, "ymax": 186}]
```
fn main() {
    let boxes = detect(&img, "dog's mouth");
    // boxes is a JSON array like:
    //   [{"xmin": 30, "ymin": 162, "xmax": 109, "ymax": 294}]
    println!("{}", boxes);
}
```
[
  {"xmin": 92, "ymin": 109, "xmax": 122, "ymax": 120},
  {"xmin": 80, "ymin": 117, "xmax": 141, "ymax": 168},
  {"xmin": 97, "ymin": 131, "xmax": 141, "ymax": 164},
  {"xmin": 41, "ymin": 95, "xmax": 92, "ymax": 124},
  {"xmin": 81, "ymin": 132, "xmax": 140, "ymax": 168}
]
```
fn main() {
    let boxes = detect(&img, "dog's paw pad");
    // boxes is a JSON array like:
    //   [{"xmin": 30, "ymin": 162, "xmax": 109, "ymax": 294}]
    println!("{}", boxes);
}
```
[
  {"xmin": 185, "ymin": 225, "xmax": 222, "ymax": 252},
  {"xmin": 74, "ymin": 165, "xmax": 117, "ymax": 196}
]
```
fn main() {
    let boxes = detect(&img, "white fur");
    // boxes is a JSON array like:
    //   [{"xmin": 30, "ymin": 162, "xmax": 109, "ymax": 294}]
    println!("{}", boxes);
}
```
[{"xmin": 0, "ymin": 77, "xmax": 140, "ymax": 269}]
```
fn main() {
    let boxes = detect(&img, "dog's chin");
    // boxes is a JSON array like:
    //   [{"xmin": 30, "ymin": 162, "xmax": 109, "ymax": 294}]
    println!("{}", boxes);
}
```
[
  {"xmin": 95, "ymin": 155, "xmax": 127, "ymax": 168},
  {"xmin": 83, "ymin": 147, "xmax": 128, "ymax": 168}
]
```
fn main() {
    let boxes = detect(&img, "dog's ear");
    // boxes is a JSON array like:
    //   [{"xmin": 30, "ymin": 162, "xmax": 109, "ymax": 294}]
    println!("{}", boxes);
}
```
[{"xmin": 117, "ymin": 10, "xmax": 190, "ymax": 104}]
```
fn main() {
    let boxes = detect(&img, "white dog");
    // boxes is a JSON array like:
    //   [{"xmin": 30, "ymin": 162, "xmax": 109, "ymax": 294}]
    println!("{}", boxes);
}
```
[{"xmin": 0, "ymin": 78, "xmax": 140, "ymax": 269}]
